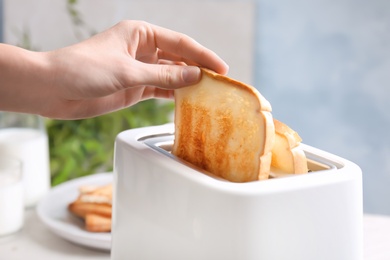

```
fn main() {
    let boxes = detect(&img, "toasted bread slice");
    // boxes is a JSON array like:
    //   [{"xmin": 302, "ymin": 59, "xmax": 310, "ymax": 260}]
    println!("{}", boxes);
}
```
[
  {"xmin": 79, "ymin": 185, "xmax": 99, "ymax": 194},
  {"xmin": 85, "ymin": 214, "xmax": 112, "ymax": 232},
  {"xmin": 68, "ymin": 200, "xmax": 112, "ymax": 218},
  {"xmin": 172, "ymin": 68, "xmax": 275, "ymax": 182},
  {"xmin": 271, "ymin": 119, "xmax": 308, "ymax": 174},
  {"xmin": 79, "ymin": 184, "xmax": 112, "ymax": 205}
]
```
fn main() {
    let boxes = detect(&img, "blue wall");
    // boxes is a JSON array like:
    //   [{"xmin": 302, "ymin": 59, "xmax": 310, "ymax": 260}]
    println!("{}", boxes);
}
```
[{"xmin": 255, "ymin": 0, "xmax": 390, "ymax": 215}]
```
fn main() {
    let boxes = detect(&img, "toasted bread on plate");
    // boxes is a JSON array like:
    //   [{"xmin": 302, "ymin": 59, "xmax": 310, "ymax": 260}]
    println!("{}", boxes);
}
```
[
  {"xmin": 79, "ymin": 184, "xmax": 112, "ymax": 205},
  {"xmin": 68, "ymin": 183, "xmax": 113, "ymax": 232},
  {"xmin": 68, "ymin": 200, "xmax": 112, "ymax": 218},
  {"xmin": 85, "ymin": 213, "xmax": 112, "ymax": 232}
]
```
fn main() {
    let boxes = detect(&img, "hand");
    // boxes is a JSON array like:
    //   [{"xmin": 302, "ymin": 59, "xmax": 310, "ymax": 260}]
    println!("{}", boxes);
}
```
[{"xmin": 0, "ymin": 20, "xmax": 228, "ymax": 119}]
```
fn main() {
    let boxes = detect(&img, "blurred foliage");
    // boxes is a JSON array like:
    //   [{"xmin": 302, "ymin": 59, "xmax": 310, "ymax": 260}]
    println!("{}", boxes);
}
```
[
  {"xmin": 14, "ymin": 27, "xmax": 39, "ymax": 51},
  {"xmin": 47, "ymin": 100, "xmax": 174, "ymax": 186},
  {"xmin": 66, "ymin": 0, "xmax": 97, "ymax": 40}
]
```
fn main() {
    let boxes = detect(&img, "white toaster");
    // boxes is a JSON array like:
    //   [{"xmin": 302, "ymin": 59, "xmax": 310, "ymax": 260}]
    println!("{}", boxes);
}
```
[{"xmin": 111, "ymin": 123, "xmax": 363, "ymax": 260}]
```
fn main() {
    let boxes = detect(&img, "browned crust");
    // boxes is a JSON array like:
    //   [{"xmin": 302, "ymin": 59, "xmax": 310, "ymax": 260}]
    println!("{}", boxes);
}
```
[
  {"xmin": 201, "ymin": 68, "xmax": 252, "ymax": 91},
  {"xmin": 259, "ymin": 112, "xmax": 275, "ymax": 180}
]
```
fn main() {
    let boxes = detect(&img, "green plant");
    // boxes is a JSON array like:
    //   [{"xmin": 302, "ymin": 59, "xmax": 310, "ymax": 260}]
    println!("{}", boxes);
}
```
[
  {"xmin": 66, "ymin": 0, "xmax": 97, "ymax": 41},
  {"xmin": 47, "ymin": 100, "xmax": 174, "ymax": 186}
]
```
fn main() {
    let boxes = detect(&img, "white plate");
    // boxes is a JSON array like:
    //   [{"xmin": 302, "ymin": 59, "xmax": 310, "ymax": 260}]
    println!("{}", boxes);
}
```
[{"xmin": 36, "ymin": 172, "xmax": 113, "ymax": 251}]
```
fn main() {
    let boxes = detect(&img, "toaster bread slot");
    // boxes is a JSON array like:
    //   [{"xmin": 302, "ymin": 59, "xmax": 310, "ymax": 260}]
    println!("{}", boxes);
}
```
[{"xmin": 142, "ymin": 134, "xmax": 341, "ymax": 181}]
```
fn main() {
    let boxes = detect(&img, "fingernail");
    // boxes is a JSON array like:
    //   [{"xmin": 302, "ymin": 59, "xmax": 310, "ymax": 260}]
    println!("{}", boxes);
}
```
[
  {"xmin": 222, "ymin": 63, "xmax": 229, "ymax": 75},
  {"xmin": 182, "ymin": 66, "xmax": 201, "ymax": 84}
]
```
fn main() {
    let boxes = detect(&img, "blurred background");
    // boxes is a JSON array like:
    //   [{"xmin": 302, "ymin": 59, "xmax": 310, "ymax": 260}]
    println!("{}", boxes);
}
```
[{"xmin": 1, "ymin": 0, "xmax": 390, "ymax": 216}]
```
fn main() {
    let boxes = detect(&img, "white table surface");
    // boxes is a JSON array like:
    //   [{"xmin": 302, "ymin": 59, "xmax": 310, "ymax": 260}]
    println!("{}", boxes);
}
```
[
  {"xmin": 0, "ymin": 209, "xmax": 109, "ymax": 260},
  {"xmin": 1, "ymin": 209, "xmax": 390, "ymax": 260}
]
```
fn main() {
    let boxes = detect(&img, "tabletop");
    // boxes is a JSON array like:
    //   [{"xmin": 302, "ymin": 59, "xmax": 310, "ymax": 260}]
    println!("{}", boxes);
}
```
[
  {"xmin": 1, "ymin": 209, "xmax": 390, "ymax": 260},
  {"xmin": 0, "ymin": 209, "xmax": 109, "ymax": 260}
]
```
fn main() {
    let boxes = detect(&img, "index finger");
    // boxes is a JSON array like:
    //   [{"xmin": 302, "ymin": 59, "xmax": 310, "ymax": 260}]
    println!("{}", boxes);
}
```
[{"xmin": 151, "ymin": 24, "xmax": 229, "ymax": 75}]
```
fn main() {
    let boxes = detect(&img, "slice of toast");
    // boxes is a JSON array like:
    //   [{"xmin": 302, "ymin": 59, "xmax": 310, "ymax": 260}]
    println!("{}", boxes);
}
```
[
  {"xmin": 85, "ymin": 213, "xmax": 112, "ymax": 232},
  {"xmin": 172, "ymin": 68, "xmax": 275, "ymax": 182},
  {"xmin": 271, "ymin": 119, "xmax": 308, "ymax": 174},
  {"xmin": 79, "ymin": 184, "xmax": 112, "ymax": 205},
  {"xmin": 68, "ymin": 200, "xmax": 112, "ymax": 218}
]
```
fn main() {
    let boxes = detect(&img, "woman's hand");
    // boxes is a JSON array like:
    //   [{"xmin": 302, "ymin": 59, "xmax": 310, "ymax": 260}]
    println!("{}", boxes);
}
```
[{"xmin": 0, "ymin": 20, "xmax": 228, "ymax": 119}]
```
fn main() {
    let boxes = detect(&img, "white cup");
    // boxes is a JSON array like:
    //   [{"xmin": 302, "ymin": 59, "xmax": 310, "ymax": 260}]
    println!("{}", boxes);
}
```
[{"xmin": 0, "ymin": 157, "xmax": 24, "ymax": 237}]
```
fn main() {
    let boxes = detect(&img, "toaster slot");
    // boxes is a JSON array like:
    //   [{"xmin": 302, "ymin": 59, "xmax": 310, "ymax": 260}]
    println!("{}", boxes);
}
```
[{"xmin": 141, "ymin": 134, "xmax": 341, "ymax": 181}]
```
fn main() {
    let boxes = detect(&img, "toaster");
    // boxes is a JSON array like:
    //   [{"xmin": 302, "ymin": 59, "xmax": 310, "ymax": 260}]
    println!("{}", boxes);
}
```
[{"xmin": 111, "ymin": 123, "xmax": 363, "ymax": 260}]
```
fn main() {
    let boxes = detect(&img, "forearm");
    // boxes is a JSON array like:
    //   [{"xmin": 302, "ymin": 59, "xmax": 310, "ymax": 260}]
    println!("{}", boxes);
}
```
[{"xmin": 0, "ymin": 44, "xmax": 52, "ymax": 115}]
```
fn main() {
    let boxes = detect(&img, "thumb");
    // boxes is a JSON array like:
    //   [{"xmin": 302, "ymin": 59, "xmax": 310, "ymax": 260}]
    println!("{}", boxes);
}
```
[{"xmin": 134, "ymin": 64, "xmax": 201, "ymax": 89}]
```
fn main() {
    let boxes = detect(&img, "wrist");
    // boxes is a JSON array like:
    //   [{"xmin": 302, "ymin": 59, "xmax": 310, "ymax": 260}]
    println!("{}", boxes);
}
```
[{"xmin": 0, "ymin": 44, "xmax": 53, "ymax": 115}]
